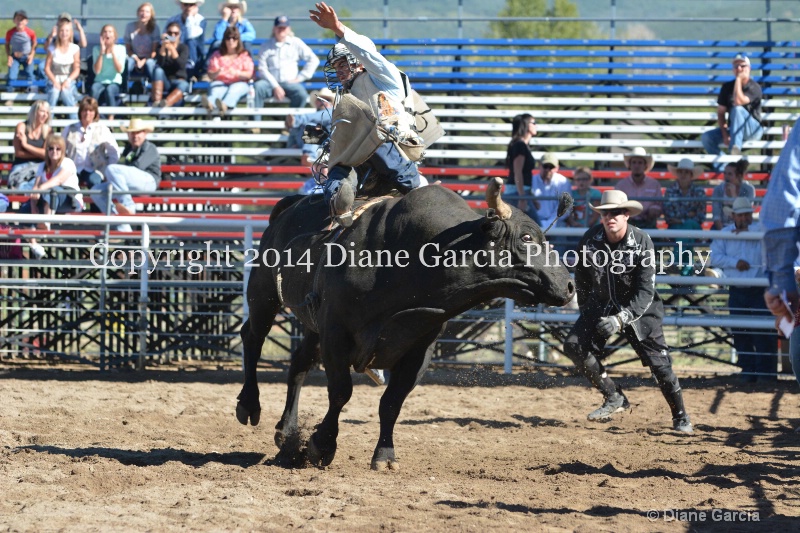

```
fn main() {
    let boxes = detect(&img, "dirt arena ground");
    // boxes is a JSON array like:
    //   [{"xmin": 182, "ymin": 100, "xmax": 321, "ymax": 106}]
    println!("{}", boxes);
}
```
[{"xmin": 1, "ymin": 364, "xmax": 799, "ymax": 532}]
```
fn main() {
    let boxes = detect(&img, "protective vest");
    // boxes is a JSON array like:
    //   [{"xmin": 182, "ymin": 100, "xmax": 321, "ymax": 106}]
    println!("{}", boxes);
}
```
[{"xmin": 327, "ymin": 71, "xmax": 444, "ymax": 167}]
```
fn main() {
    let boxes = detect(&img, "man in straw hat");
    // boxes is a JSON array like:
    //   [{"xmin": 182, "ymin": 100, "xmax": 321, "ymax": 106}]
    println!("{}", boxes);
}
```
[
  {"xmin": 92, "ymin": 118, "xmax": 161, "ymax": 231},
  {"xmin": 563, "ymin": 189, "xmax": 694, "ymax": 434},
  {"xmin": 710, "ymin": 197, "xmax": 777, "ymax": 382},
  {"xmin": 615, "ymin": 147, "xmax": 664, "ymax": 229}
]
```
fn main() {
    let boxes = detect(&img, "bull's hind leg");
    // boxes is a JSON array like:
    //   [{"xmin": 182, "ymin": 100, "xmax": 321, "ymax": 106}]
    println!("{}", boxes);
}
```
[
  {"xmin": 371, "ymin": 333, "xmax": 437, "ymax": 471},
  {"xmin": 306, "ymin": 329, "xmax": 355, "ymax": 467},
  {"xmin": 236, "ymin": 266, "xmax": 282, "ymax": 426},
  {"xmin": 275, "ymin": 330, "xmax": 320, "ymax": 449}
]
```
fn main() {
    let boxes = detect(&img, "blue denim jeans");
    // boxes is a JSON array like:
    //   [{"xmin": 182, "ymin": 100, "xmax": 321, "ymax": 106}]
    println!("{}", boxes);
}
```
[
  {"xmin": 791, "ymin": 325, "xmax": 800, "ymax": 389},
  {"xmin": 8, "ymin": 55, "xmax": 36, "ymax": 81},
  {"xmin": 729, "ymin": 286, "xmax": 778, "ymax": 378},
  {"xmin": 91, "ymin": 82, "xmax": 122, "ymax": 107},
  {"xmin": 46, "ymin": 81, "xmax": 80, "ymax": 119},
  {"xmin": 208, "ymin": 81, "xmax": 249, "ymax": 109},
  {"xmin": 126, "ymin": 57, "xmax": 158, "ymax": 81},
  {"xmin": 252, "ymin": 79, "xmax": 308, "ymax": 108},
  {"xmin": 702, "ymin": 106, "xmax": 764, "ymax": 170},
  {"xmin": 323, "ymin": 141, "xmax": 421, "ymax": 204},
  {"xmin": 93, "ymin": 164, "xmax": 157, "ymax": 212},
  {"xmin": 503, "ymin": 183, "xmax": 542, "ymax": 226}
]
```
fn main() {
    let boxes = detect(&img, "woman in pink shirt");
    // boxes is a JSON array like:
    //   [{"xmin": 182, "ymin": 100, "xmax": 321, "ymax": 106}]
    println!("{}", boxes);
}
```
[{"xmin": 201, "ymin": 26, "xmax": 253, "ymax": 117}]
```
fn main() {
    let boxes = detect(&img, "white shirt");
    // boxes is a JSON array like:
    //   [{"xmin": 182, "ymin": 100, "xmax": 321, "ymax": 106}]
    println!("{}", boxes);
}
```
[
  {"xmin": 531, "ymin": 171, "xmax": 572, "ymax": 228},
  {"xmin": 62, "ymin": 122, "xmax": 120, "ymax": 173},
  {"xmin": 710, "ymin": 222, "xmax": 766, "ymax": 279},
  {"xmin": 48, "ymin": 43, "xmax": 80, "ymax": 82},
  {"xmin": 35, "ymin": 157, "xmax": 83, "ymax": 208}
]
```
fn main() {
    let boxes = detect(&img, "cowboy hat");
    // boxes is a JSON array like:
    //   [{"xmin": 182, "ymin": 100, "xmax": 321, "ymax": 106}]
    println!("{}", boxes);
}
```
[
  {"xmin": 220, "ymin": 0, "xmax": 246, "ymax": 14},
  {"xmin": 589, "ymin": 190, "xmax": 643, "ymax": 217},
  {"xmin": 177, "ymin": 0, "xmax": 204, "ymax": 5},
  {"xmin": 310, "ymin": 87, "xmax": 335, "ymax": 104},
  {"xmin": 731, "ymin": 197, "xmax": 754, "ymax": 214},
  {"xmin": 623, "ymin": 147, "xmax": 655, "ymax": 172},
  {"xmin": 667, "ymin": 158, "xmax": 703, "ymax": 179},
  {"xmin": 120, "ymin": 118, "xmax": 155, "ymax": 133}
]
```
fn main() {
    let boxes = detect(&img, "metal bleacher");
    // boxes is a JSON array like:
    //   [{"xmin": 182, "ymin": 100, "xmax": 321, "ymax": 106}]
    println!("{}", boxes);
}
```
[{"xmin": 0, "ymin": 37, "xmax": 788, "ymax": 373}]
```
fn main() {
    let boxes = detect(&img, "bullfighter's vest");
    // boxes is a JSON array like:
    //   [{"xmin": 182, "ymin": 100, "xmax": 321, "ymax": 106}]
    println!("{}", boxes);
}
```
[{"xmin": 327, "ymin": 71, "xmax": 443, "ymax": 168}]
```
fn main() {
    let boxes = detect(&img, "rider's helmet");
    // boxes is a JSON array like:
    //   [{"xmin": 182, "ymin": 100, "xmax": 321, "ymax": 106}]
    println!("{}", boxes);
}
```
[{"xmin": 323, "ymin": 43, "xmax": 362, "ymax": 90}]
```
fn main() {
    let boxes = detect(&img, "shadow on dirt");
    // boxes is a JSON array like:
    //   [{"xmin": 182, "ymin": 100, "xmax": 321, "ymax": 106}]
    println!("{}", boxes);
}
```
[{"xmin": 17, "ymin": 445, "xmax": 266, "ymax": 468}]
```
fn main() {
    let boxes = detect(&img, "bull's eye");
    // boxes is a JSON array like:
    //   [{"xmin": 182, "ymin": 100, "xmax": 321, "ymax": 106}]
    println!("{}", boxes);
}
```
[{"xmin": 521, "ymin": 234, "xmax": 534, "ymax": 243}]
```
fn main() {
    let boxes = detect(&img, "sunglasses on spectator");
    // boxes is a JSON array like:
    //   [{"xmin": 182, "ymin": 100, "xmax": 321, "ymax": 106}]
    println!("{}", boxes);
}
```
[
  {"xmin": 167, "ymin": 31, "xmax": 180, "ymax": 36},
  {"xmin": 601, "ymin": 209, "xmax": 627, "ymax": 218},
  {"xmin": 47, "ymin": 146, "xmax": 62, "ymax": 152},
  {"xmin": 542, "ymin": 164, "xmax": 556, "ymax": 170},
  {"xmin": 226, "ymin": 37, "xmax": 239, "ymax": 41}
]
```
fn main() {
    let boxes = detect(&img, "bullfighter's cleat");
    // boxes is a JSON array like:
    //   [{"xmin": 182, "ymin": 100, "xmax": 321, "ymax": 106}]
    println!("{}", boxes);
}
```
[
  {"xmin": 365, "ymin": 368, "xmax": 386, "ymax": 386},
  {"xmin": 673, "ymin": 416, "xmax": 694, "ymax": 435},
  {"xmin": 587, "ymin": 391, "xmax": 629, "ymax": 421}
]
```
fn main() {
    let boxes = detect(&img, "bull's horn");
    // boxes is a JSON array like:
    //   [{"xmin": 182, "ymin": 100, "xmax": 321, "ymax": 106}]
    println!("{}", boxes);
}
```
[{"xmin": 486, "ymin": 177, "xmax": 512, "ymax": 220}]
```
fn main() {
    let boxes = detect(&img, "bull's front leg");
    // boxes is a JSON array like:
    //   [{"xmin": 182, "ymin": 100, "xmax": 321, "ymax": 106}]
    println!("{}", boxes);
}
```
[{"xmin": 306, "ymin": 339, "xmax": 353, "ymax": 467}]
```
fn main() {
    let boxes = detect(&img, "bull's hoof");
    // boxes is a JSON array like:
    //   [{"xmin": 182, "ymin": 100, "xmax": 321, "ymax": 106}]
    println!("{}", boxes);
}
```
[
  {"xmin": 371, "ymin": 447, "xmax": 400, "ymax": 471},
  {"xmin": 274, "ymin": 429, "xmax": 285, "ymax": 449},
  {"xmin": 306, "ymin": 434, "xmax": 336, "ymax": 467},
  {"xmin": 235, "ymin": 402, "xmax": 261, "ymax": 426}
]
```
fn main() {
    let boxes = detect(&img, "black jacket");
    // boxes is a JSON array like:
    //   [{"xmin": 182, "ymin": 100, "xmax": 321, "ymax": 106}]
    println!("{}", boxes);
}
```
[{"xmin": 575, "ymin": 223, "xmax": 664, "ymax": 340}]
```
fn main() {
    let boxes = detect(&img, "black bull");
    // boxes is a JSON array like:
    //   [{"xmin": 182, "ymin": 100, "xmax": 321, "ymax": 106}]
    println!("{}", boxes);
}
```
[{"xmin": 236, "ymin": 179, "xmax": 575, "ymax": 470}]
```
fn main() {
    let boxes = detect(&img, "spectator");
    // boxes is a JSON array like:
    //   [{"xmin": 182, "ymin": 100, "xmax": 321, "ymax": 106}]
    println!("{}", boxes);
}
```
[
  {"xmin": 124, "ymin": 3, "xmax": 161, "ymax": 90},
  {"xmin": 63, "ymin": 96, "xmax": 121, "ymax": 192},
  {"xmin": 615, "ymin": 147, "xmax": 663, "ymax": 229},
  {"xmin": 563, "ymin": 189, "xmax": 693, "ymax": 434},
  {"xmin": 702, "ymin": 54, "xmax": 763, "ymax": 170},
  {"xmin": 286, "ymin": 87, "xmax": 335, "ymax": 166},
  {"xmin": 92, "ymin": 118, "xmax": 161, "ymax": 231},
  {"xmin": 44, "ymin": 19, "xmax": 81, "ymax": 119},
  {"xmin": 201, "ymin": 26, "xmax": 254, "ymax": 117},
  {"xmin": 8, "ymin": 101, "xmax": 52, "ymax": 190},
  {"xmin": 531, "ymin": 153, "xmax": 571, "ymax": 230},
  {"xmin": 664, "ymin": 158, "xmax": 707, "ymax": 274},
  {"xmin": 210, "ymin": 0, "xmax": 255, "ymax": 56},
  {"xmin": 5, "ymin": 10, "xmax": 37, "ymax": 86},
  {"xmin": 27, "ymin": 134, "xmax": 84, "ymax": 258},
  {"xmin": 91, "ymin": 25, "xmax": 126, "ymax": 107},
  {"xmin": 711, "ymin": 159, "xmax": 755, "ymax": 230},
  {"xmin": 310, "ymin": 2, "xmax": 427, "ymax": 227},
  {"xmin": 710, "ymin": 198, "xmax": 777, "ymax": 382},
  {"xmin": 166, "ymin": 0, "xmax": 206, "ymax": 80},
  {"xmin": 153, "ymin": 22, "xmax": 190, "ymax": 107},
  {"xmin": 44, "ymin": 13, "xmax": 87, "ymax": 50},
  {"xmin": 504, "ymin": 113, "xmax": 540, "ymax": 224},
  {"xmin": 254, "ymin": 16, "xmax": 320, "ymax": 109},
  {"xmin": 565, "ymin": 167, "xmax": 601, "ymax": 229}
]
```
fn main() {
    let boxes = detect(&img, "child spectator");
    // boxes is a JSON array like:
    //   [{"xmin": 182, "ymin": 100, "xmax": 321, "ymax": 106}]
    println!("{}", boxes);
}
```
[
  {"xmin": 44, "ymin": 20, "xmax": 81, "ymax": 119},
  {"xmin": 566, "ymin": 167, "xmax": 601, "ymax": 229},
  {"xmin": 201, "ymin": 26, "xmax": 253, "ymax": 117},
  {"xmin": 44, "ymin": 13, "xmax": 87, "ymax": 50},
  {"xmin": 124, "ymin": 3, "xmax": 161, "ymax": 89},
  {"xmin": 91, "ymin": 25, "xmax": 126, "ymax": 107},
  {"xmin": 166, "ymin": 0, "xmax": 206, "ymax": 80},
  {"xmin": 5, "ymin": 10, "xmax": 38, "ymax": 85}
]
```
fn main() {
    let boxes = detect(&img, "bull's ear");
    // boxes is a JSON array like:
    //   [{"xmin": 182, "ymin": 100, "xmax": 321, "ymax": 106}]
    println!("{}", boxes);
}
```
[{"xmin": 481, "ymin": 217, "xmax": 503, "ymax": 239}]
